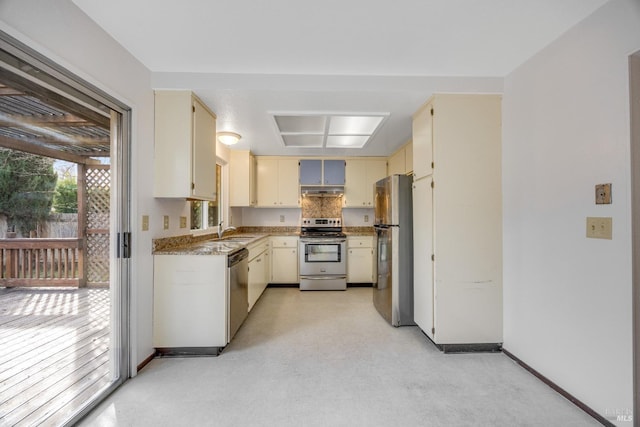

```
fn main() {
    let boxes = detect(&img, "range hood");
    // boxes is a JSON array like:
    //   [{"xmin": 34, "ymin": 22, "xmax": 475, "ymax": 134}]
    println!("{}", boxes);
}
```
[{"xmin": 300, "ymin": 185, "xmax": 344, "ymax": 197}]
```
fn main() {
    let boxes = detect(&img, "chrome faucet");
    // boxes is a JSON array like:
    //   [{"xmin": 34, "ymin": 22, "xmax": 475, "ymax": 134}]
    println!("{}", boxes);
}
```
[{"xmin": 218, "ymin": 221, "xmax": 237, "ymax": 239}]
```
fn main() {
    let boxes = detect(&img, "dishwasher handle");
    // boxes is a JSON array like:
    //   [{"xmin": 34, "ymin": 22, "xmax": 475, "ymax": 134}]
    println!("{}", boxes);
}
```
[{"xmin": 228, "ymin": 248, "xmax": 249, "ymax": 267}]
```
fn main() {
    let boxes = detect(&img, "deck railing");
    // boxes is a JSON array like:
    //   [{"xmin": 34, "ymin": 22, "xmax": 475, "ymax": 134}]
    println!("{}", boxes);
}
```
[{"xmin": 0, "ymin": 238, "xmax": 84, "ymax": 287}]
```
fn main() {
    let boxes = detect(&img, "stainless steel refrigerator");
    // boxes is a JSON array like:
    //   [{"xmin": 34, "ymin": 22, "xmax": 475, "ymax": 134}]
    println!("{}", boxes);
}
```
[{"xmin": 373, "ymin": 174, "xmax": 414, "ymax": 326}]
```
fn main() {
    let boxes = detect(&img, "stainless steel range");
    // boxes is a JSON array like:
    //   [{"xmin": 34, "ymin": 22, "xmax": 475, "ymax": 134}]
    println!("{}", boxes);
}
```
[{"xmin": 299, "ymin": 217, "xmax": 347, "ymax": 291}]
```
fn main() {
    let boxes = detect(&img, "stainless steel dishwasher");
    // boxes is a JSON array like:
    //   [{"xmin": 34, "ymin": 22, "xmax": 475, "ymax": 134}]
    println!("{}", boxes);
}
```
[{"xmin": 228, "ymin": 248, "xmax": 249, "ymax": 341}]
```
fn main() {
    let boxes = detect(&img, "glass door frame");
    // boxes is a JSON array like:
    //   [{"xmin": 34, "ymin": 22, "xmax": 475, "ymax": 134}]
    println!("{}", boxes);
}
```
[{"xmin": 0, "ymin": 29, "xmax": 132, "ymax": 425}]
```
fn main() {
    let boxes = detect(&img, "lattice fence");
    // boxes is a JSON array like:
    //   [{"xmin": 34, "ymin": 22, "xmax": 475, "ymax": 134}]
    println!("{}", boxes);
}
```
[{"xmin": 86, "ymin": 166, "xmax": 110, "ymax": 287}]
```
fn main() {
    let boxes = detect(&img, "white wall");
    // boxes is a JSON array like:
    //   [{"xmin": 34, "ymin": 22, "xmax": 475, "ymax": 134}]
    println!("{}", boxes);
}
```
[
  {"xmin": 502, "ymin": 0, "xmax": 639, "ymax": 421},
  {"xmin": 0, "ymin": 0, "xmax": 191, "ymax": 372}
]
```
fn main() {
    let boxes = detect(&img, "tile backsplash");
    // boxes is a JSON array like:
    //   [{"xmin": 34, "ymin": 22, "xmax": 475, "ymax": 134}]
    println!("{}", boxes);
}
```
[{"xmin": 301, "ymin": 195, "xmax": 343, "ymax": 218}]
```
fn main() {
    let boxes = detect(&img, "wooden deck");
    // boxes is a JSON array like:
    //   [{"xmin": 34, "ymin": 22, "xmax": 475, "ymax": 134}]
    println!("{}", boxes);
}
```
[{"xmin": 0, "ymin": 287, "xmax": 111, "ymax": 426}]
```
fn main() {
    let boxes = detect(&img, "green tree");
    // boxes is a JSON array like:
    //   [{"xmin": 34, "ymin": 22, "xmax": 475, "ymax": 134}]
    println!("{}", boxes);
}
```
[
  {"xmin": 0, "ymin": 148, "xmax": 57, "ymax": 235},
  {"xmin": 53, "ymin": 176, "xmax": 78, "ymax": 213}
]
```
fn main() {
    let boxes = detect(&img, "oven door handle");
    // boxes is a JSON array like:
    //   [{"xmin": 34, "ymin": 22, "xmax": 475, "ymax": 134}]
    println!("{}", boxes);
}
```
[
  {"xmin": 299, "ymin": 275, "xmax": 347, "ymax": 280},
  {"xmin": 300, "ymin": 238, "xmax": 346, "ymax": 244}
]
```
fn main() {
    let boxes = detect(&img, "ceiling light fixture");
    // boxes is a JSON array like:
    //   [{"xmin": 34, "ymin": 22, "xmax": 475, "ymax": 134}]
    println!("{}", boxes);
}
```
[{"xmin": 217, "ymin": 131, "xmax": 241, "ymax": 145}]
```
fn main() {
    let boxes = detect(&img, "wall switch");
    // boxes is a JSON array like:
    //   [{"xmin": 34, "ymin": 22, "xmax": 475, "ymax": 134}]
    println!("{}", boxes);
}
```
[
  {"xmin": 364, "ymin": 215, "xmax": 369, "ymax": 223},
  {"xmin": 163, "ymin": 215, "xmax": 169, "ymax": 230},
  {"xmin": 279, "ymin": 215, "xmax": 285, "ymax": 223},
  {"xmin": 586, "ymin": 217, "xmax": 612, "ymax": 239},
  {"xmin": 595, "ymin": 183, "xmax": 612, "ymax": 204},
  {"xmin": 141, "ymin": 215, "xmax": 149, "ymax": 231},
  {"xmin": 180, "ymin": 216, "xmax": 187, "ymax": 228}
]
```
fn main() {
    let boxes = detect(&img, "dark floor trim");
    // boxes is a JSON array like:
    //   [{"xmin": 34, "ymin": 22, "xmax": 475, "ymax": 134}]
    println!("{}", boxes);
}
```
[
  {"xmin": 136, "ymin": 352, "xmax": 155, "ymax": 373},
  {"xmin": 502, "ymin": 348, "xmax": 614, "ymax": 427},
  {"xmin": 155, "ymin": 347, "xmax": 224, "ymax": 357},
  {"xmin": 267, "ymin": 283, "xmax": 299, "ymax": 288}
]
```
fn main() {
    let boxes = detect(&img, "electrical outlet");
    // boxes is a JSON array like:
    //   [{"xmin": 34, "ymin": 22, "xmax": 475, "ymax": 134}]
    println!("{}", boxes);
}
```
[
  {"xmin": 280, "ymin": 215, "xmax": 285, "ymax": 223},
  {"xmin": 586, "ymin": 217, "xmax": 612, "ymax": 239},
  {"xmin": 595, "ymin": 183, "xmax": 612, "ymax": 204},
  {"xmin": 163, "ymin": 215, "xmax": 169, "ymax": 230},
  {"xmin": 180, "ymin": 216, "xmax": 187, "ymax": 228},
  {"xmin": 364, "ymin": 215, "xmax": 369, "ymax": 223},
  {"xmin": 141, "ymin": 215, "xmax": 149, "ymax": 231}
]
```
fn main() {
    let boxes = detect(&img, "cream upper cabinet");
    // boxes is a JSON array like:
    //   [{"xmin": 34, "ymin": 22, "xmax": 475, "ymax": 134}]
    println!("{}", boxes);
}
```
[
  {"xmin": 154, "ymin": 90, "xmax": 217, "ymax": 200},
  {"xmin": 388, "ymin": 141, "xmax": 413, "ymax": 176},
  {"xmin": 229, "ymin": 150, "xmax": 256, "ymax": 206},
  {"xmin": 412, "ymin": 102, "xmax": 433, "ymax": 179},
  {"xmin": 405, "ymin": 141, "xmax": 413, "ymax": 174},
  {"xmin": 256, "ymin": 157, "xmax": 300, "ymax": 207},
  {"xmin": 387, "ymin": 148, "xmax": 405, "ymax": 176},
  {"xmin": 412, "ymin": 94, "xmax": 502, "ymax": 346},
  {"xmin": 344, "ymin": 159, "xmax": 387, "ymax": 207}
]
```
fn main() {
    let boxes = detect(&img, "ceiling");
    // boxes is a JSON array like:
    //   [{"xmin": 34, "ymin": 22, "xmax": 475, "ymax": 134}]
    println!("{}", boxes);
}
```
[{"xmin": 73, "ymin": 0, "xmax": 610, "ymax": 156}]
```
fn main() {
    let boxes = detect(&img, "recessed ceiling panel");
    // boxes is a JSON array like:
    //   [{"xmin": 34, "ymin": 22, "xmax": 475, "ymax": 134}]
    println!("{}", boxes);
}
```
[
  {"xmin": 274, "ymin": 115, "xmax": 326, "ymax": 133},
  {"xmin": 328, "ymin": 116, "xmax": 384, "ymax": 135},
  {"xmin": 272, "ymin": 112, "xmax": 388, "ymax": 149},
  {"xmin": 281, "ymin": 134, "xmax": 324, "ymax": 148},
  {"xmin": 325, "ymin": 135, "xmax": 370, "ymax": 148}
]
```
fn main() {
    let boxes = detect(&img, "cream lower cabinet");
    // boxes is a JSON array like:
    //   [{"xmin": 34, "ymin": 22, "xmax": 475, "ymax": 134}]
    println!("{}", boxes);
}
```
[
  {"xmin": 347, "ymin": 236, "xmax": 375, "ymax": 283},
  {"xmin": 412, "ymin": 94, "xmax": 502, "ymax": 348},
  {"xmin": 153, "ymin": 254, "xmax": 227, "ymax": 349},
  {"xmin": 247, "ymin": 237, "xmax": 270, "ymax": 311},
  {"xmin": 344, "ymin": 159, "xmax": 387, "ymax": 207},
  {"xmin": 270, "ymin": 236, "xmax": 299, "ymax": 283},
  {"xmin": 256, "ymin": 157, "xmax": 299, "ymax": 207}
]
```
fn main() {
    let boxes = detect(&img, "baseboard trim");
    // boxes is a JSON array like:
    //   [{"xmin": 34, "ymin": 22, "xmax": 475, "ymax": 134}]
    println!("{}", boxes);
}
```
[
  {"xmin": 502, "ymin": 348, "xmax": 614, "ymax": 427},
  {"xmin": 136, "ymin": 352, "xmax": 155, "ymax": 373}
]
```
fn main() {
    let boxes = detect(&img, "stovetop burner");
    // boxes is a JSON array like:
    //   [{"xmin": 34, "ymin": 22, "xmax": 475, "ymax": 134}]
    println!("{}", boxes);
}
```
[
  {"xmin": 300, "ymin": 231, "xmax": 347, "ymax": 238},
  {"xmin": 300, "ymin": 217, "xmax": 345, "ymax": 238}
]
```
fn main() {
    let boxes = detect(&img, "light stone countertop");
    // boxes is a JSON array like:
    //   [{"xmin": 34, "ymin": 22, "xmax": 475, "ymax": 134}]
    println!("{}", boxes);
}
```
[{"xmin": 152, "ymin": 232, "xmax": 296, "ymax": 256}]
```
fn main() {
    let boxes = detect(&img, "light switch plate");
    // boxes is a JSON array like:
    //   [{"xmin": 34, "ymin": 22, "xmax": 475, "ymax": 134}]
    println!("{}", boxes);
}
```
[
  {"xmin": 595, "ymin": 183, "xmax": 612, "ymax": 204},
  {"xmin": 180, "ymin": 216, "xmax": 187, "ymax": 228},
  {"xmin": 141, "ymin": 215, "xmax": 149, "ymax": 231},
  {"xmin": 586, "ymin": 217, "xmax": 612, "ymax": 239},
  {"xmin": 364, "ymin": 215, "xmax": 369, "ymax": 223},
  {"xmin": 163, "ymin": 215, "xmax": 169, "ymax": 230},
  {"xmin": 280, "ymin": 215, "xmax": 285, "ymax": 223}
]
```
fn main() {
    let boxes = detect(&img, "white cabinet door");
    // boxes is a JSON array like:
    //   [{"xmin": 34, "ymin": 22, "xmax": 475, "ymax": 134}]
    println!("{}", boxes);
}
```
[
  {"xmin": 248, "ymin": 252, "xmax": 266, "ymax": 311},
  {"xmin": 153, "ymin": 255, "xmax": 227, "ymax": 347},
  {"xmin": 230, "ymin": 150, "xmax": 256, "ymax": 206},
  {"xmin": 387, "ymin": 147, "xmax": 406, "ymax": 176},
  {"xmin": 344, "ymin": 160, "xmax": 367, "ymax": 207},
  {"xmin": 405, "ymin": 141, "xmax": 413, "ymax": 175},
  {"xmin": 277, "ymin": 158, "xmax": 300, "ymax": 207},
  {"xmin": 271, "ymin": 247, "xmax": 298, "ymax": 283},
  {"xmin": 347, "ymin": 236, "xmax": 374, "ymax": 283},
  {"xmin": 412, "ymin": 102, "xmax": 433, "ymax": 179},
  {"xmin": 347, "ymin": 247, "xmax": 373, "ymax": 283},
  {"xmin": 192, "ymin": 97, "xmax": 217, "ymax": 200},
  {"xmin": 412, "ymin": 176, "xmax": 434, "ymax": 339},
  {"xmin": 154, "ymin": 91, "xmax": 217, "ymax": 200},
  {"xmin": 344, "ymin": 159, "xmax": 387, "ymax": 207},
  {"xmin": 256, "ymin": 158, "xmax": 299, "ymax": 207},
  {"xmin": 256, "ymin": 157, "xmax": 279, "ymax": 206},
  {"xmin": 270, "ymin": 236, "xmax": 299, "ymax": 283}
]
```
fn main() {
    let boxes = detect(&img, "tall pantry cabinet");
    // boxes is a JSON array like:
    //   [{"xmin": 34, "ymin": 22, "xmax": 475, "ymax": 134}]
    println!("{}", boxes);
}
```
[{"xmin": 412, "ymin": 94, "xmax": 502, "ymax": 350}]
